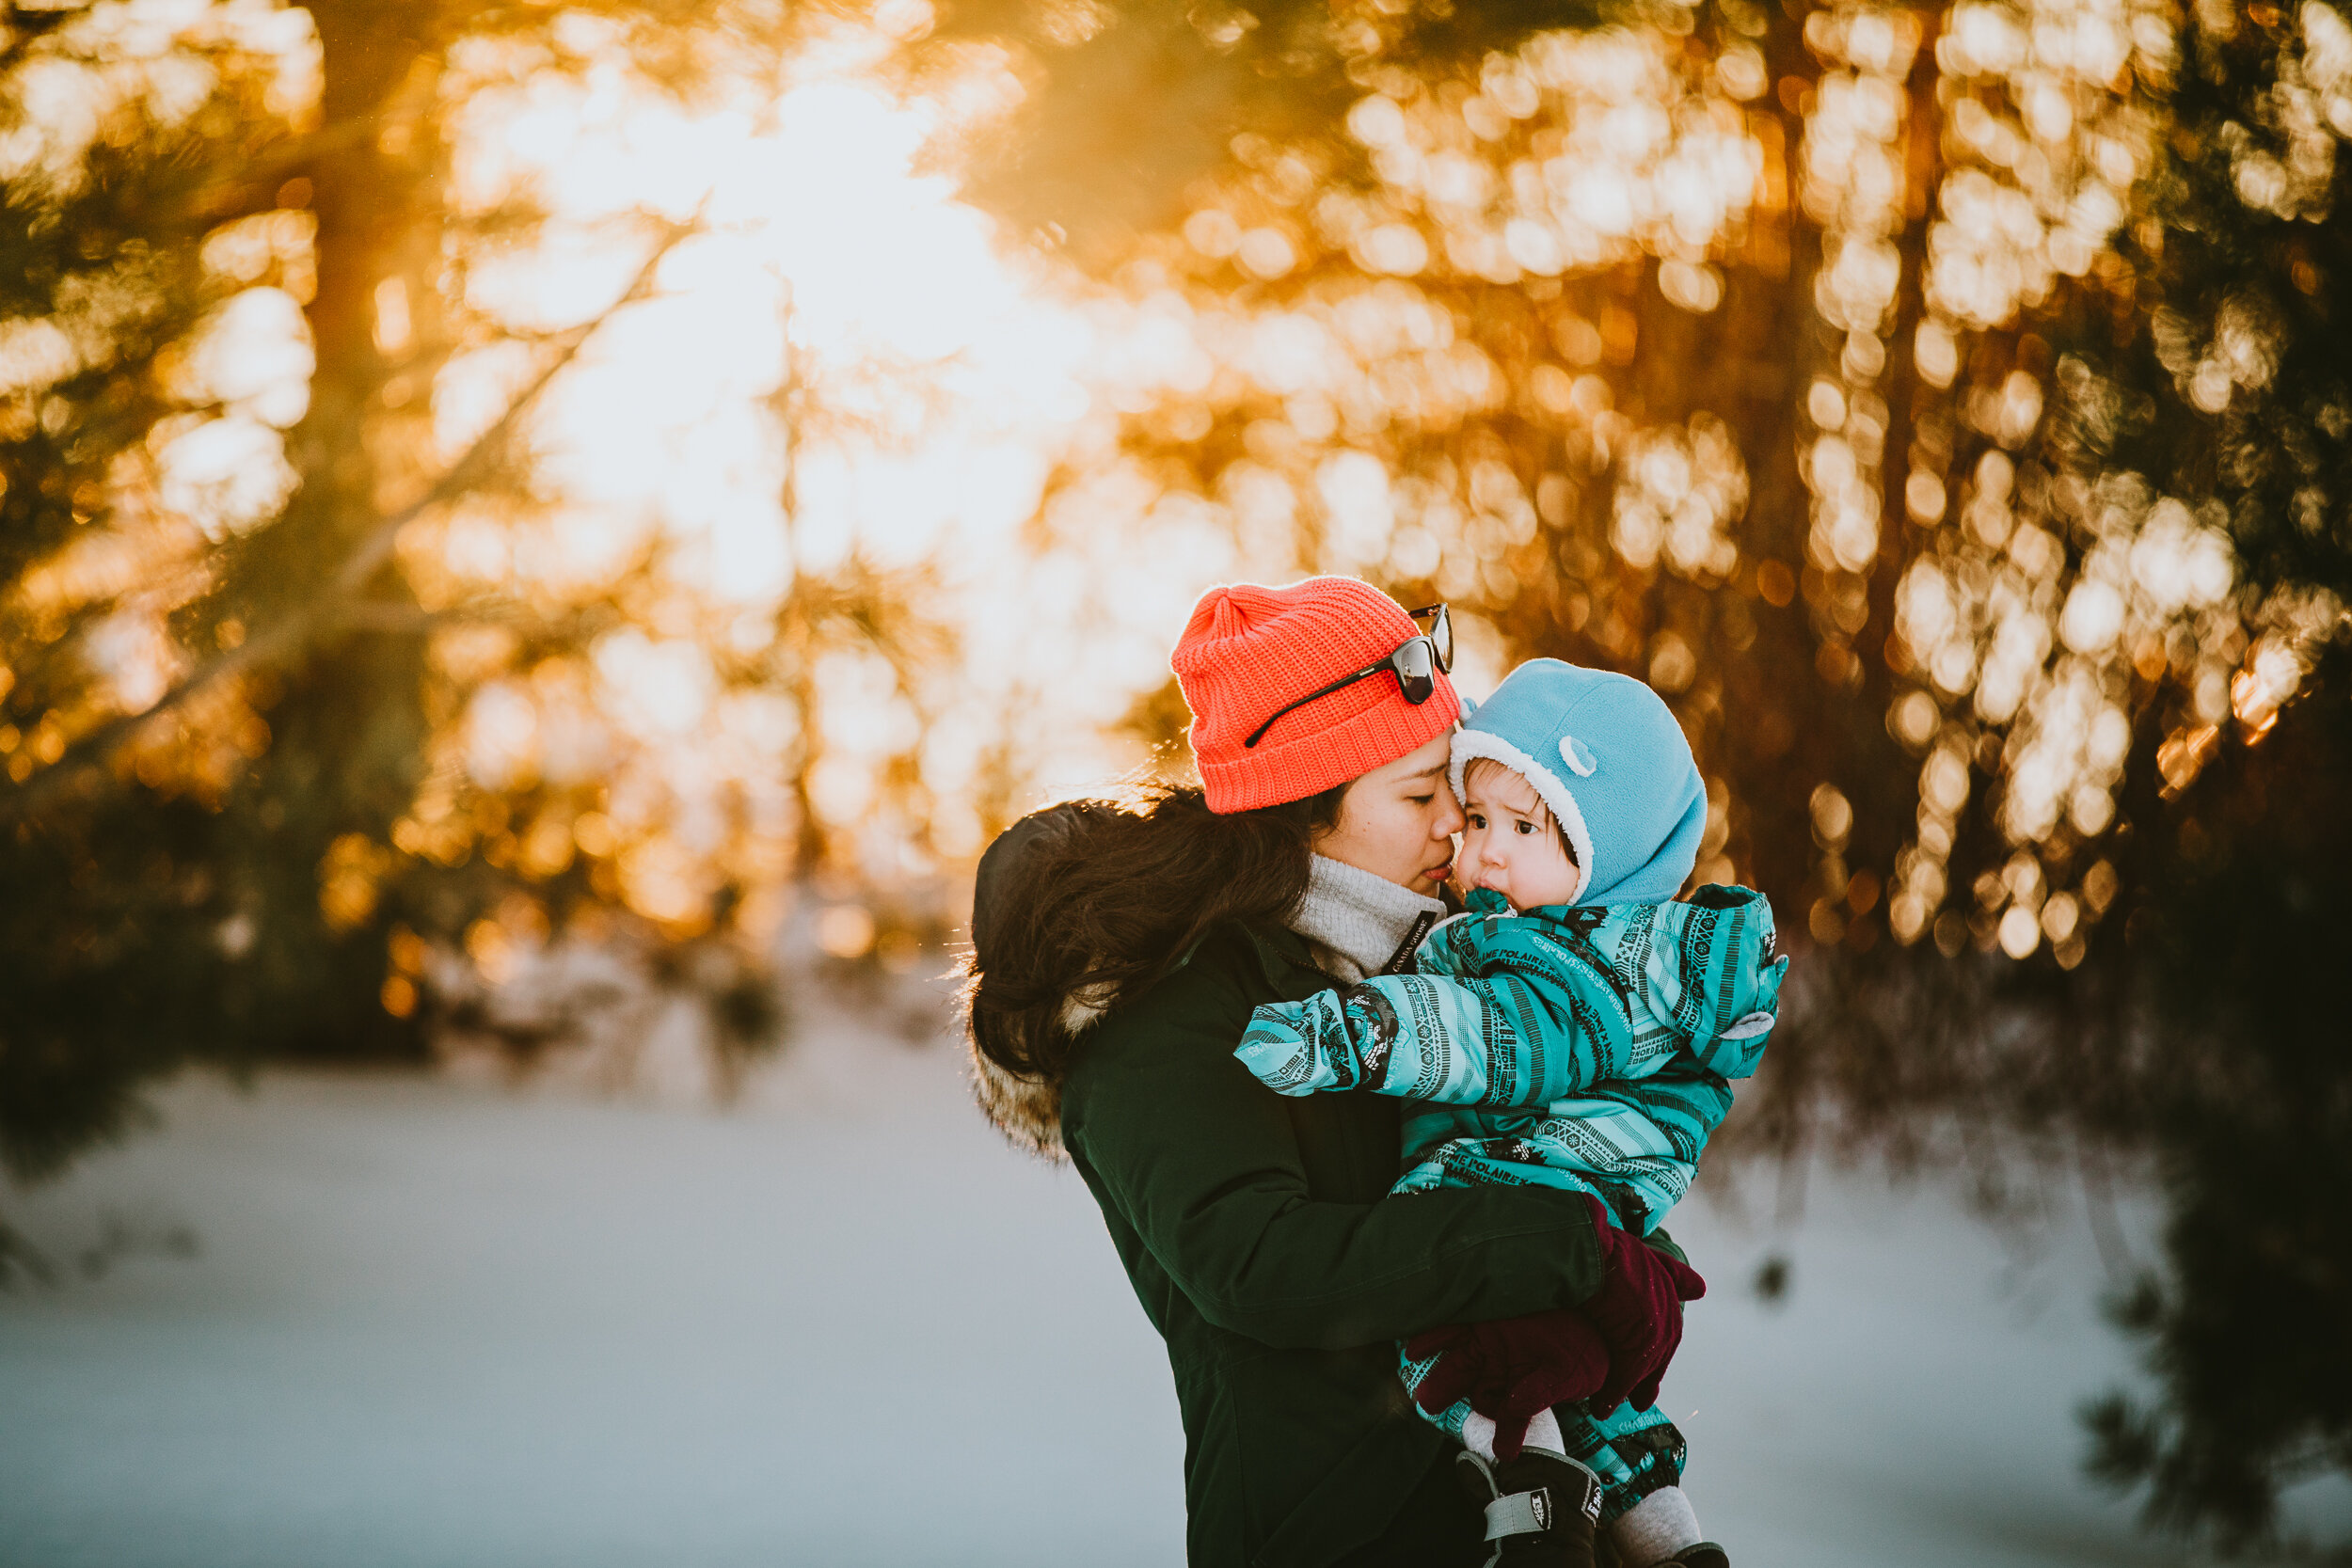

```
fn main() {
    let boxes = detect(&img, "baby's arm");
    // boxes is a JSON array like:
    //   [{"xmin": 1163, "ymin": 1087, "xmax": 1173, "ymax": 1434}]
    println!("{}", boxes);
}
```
[
  {"xmin": 1638, "ymin": 886, "xmax": 1789, "ymax": 1079},
  {"xmin": 1235, "ymin": 915, "xmax": 1638, "ymax": 1107},
  {"xmin": 1237, "ymin": 889, "xmax": 1789, "ymax": 1107}
]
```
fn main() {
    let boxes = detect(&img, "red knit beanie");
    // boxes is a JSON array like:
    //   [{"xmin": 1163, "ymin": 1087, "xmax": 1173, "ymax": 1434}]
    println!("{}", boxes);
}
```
[{"xmin": 1171, "ymin": 577, "xmax": 1460, "ymax": 814}]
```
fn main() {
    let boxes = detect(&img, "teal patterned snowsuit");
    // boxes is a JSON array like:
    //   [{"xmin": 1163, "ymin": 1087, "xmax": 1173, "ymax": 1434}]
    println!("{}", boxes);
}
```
[{"xmin": 1236, "ymin": 883, "xmax": 1786, "ymax": 1522}]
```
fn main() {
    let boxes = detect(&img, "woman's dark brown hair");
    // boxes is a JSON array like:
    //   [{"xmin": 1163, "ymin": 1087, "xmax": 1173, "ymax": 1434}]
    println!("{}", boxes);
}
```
[{"xmin": 961, "ymin": 780, "xmax": 1344, "ymax": 1154}]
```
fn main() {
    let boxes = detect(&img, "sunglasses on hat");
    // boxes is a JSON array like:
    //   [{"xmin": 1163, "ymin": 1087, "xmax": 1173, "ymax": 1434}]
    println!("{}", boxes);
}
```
[{"xmin": 1244, "ymin": 604, "xmax": 1453, "ymax": 750}]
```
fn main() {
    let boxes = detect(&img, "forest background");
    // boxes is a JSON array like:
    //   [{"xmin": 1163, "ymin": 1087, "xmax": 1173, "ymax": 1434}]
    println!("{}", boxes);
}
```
[{"xmin": 0, "ymin": 0, "xmax": 2345, "ymax": 1552}]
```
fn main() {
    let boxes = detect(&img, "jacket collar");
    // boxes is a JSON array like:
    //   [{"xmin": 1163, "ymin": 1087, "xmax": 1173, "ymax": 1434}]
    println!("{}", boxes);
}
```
[
  {"xmin": 1171, "ymin": 919, "xmax": 1332, "ymax": 1000},
  {"xmin": 1241, "ymin": 921, "xmax": 1353, "ymax": 1001},
  {"xmin": 1288, "ymin": 853, "xmax": 1449, "ymax": 982}
]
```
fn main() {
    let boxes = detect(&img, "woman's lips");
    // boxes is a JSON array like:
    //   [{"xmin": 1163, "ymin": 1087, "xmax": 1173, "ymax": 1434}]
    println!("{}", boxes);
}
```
[{"xmin": 1422, "ymin": 860, "xmax": 1454, "ymax": 884}]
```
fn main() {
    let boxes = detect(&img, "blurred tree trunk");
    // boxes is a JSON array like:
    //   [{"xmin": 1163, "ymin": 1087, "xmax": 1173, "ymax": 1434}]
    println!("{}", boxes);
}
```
[{"xmin": 203, "ymin": 4, "xmax": 450, "ymax": 1061}]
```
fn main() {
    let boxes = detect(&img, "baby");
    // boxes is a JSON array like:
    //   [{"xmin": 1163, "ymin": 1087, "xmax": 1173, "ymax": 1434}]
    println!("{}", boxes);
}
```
[{"xmin": 1236, "ymin": 659, "xmax": 1786, "ymax": 1568}]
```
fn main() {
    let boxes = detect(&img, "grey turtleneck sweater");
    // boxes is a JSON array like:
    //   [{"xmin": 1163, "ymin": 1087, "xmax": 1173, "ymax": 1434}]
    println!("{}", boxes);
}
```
[{"xmin": 1288, "ymin": 853, "xmax": 1449, "ymax": 982}]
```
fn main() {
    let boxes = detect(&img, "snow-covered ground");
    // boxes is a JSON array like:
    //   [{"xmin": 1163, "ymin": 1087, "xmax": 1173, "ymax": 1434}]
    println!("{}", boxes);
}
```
[{"xmin": 4, "ymin": 1012, "xmax": 2344, "ymax": 1568}]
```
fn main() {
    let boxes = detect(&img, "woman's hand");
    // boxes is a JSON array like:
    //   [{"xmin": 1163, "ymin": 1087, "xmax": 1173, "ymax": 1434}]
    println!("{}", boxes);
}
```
[
  {"xmin": 1404, "ymin": 1198, "xmax": 1705, "ymax": 1451},
  {"xmin": 1576, "ymin": 1195, "xmax": 1708, "ymax": 1411},
  {"xmin": 1405, "ymin": 1310, "xmax": 1608, "ymax": 1459}
]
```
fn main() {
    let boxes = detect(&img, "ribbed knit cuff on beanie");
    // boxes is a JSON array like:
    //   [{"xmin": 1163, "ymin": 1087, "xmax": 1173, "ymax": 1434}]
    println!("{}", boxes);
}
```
[{"xmin": 1170, "ymin": 577, "xmax": 1460, "ymax": 814}]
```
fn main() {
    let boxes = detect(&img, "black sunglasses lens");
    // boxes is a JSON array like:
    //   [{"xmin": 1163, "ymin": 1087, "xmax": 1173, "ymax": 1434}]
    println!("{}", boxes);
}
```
[
  {"xmin": 1394, "ymin": 639, "xmax": 1435, "ymax": 703},
  {"xmin": 1407, "ymin": 604, "xmax": 1454, "ymax": 673}
]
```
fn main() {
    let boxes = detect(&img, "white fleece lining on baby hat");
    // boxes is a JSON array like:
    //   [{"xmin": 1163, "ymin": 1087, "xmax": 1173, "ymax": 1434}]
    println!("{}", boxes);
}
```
[{"xmin": 1449, "ymin": 729, "xmax": 1595, "ymax": 903}]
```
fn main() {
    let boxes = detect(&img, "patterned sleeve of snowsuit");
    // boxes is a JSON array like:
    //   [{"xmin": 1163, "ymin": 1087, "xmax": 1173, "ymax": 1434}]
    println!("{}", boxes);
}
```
[{"xmin": 1234, "ymin": 883, "xmax": 1788, "ymax": 1238}]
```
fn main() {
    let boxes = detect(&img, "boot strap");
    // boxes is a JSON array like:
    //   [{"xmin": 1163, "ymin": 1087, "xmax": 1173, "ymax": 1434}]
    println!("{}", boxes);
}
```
[{"xmin": 1481, "ymin": 1465, "xmax": 1604, "ymax": 1542}]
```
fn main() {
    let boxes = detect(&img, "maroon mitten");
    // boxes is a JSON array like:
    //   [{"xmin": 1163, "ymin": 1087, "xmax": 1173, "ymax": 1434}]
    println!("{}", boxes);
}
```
[
  {"xmin": 1477, "ymin": 1311, "xmax": 1609, "ymax": 1461},
  {"xmin": 1624, "ymin": 1341, "xmax": 1677, "ymax": 1416},
  {"xmin": 1578, "ymin": 1195, "xmax": 1707, "ymax": 1411},
  {"xmin": 1404, "ymin": 1319, "xmax": 1492, "ymax": 1418},
  {"xmin": 1407, "ymin": 1311, "xmax": 1612, "ymax": 1459},
  {"xmin": 1406, "ymin": 1317, "xmax": 1542, "ymax": 1418}
]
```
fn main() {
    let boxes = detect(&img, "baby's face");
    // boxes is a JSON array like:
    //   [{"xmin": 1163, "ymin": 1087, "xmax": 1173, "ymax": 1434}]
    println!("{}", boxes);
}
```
[{"xmin": 1455, "ymin": 765, "xmax": 1581, "ymax": 910}]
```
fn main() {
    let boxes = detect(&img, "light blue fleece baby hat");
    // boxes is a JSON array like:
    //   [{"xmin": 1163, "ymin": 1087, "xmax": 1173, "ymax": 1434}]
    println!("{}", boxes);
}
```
[{"xmin": 1449, "ymin": 658, "xmax": 1706, "ymax": 905}]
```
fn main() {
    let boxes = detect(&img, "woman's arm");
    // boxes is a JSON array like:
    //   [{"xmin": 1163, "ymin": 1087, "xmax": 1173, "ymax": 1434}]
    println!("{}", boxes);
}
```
[{"xmin": 1066, "ymin": 947, "xmax": 1612, "ymax": 1353}]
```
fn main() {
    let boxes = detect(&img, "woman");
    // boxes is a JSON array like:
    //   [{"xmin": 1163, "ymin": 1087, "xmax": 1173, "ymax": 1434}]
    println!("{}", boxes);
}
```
[{"xmin": 964, "ymin": 578, "xmax": 1699, "ymax": 1567}]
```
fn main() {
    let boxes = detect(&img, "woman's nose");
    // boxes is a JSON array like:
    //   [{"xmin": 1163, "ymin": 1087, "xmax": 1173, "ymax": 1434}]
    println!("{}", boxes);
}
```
[{"xmin": 1432, "ymin": 792, "xmax": 1465, "ymax": 837}]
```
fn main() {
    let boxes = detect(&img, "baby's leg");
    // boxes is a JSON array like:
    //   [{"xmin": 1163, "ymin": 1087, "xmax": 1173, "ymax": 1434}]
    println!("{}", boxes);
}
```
[
  {"xmin": 1458, "ymin": 1406, "xmax": 1565, "ymax": 1463},
  {"xmin": 1612, "ymin": 1485, "xmax": 1708, "ymax": 1566},
  {"xmin": 1395, "ymin": 1339, "xmax": 1474, "ymax": 1444},
  {"xmin": 1553, "ymin": 1400, "xmax": 1719, "ymax": 1565}
]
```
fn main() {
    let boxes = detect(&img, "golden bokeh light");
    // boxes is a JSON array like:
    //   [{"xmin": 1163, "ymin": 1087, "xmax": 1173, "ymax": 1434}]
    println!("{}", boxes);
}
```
[{"xmin": 5, "ymin": 0, "xmax": 2347, "ymax": 984}]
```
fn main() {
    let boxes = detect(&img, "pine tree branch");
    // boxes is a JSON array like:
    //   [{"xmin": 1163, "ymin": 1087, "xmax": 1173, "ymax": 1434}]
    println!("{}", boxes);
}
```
[{"xmin": 0, "ymin": 203, "xmax": 707, "ymax": 823}]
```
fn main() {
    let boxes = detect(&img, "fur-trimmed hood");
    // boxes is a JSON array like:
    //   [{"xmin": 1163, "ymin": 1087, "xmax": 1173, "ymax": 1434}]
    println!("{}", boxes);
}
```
[
  {"xmin": 961, "ymin": 803, "xmax": 1108, "ymax": 1161},
  {"xmin": 961, "ymin": 967, "xmax": 1120, "ymax": 1160},
  {"xmin": 967, "ymin": 1035, "xmax": 1069, "ymax": 1159}
]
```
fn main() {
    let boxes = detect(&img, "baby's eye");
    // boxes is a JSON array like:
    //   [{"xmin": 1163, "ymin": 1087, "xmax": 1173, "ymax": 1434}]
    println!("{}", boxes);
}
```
[
  {"xmin": 1515, "ymin": 819, "xmax": 1538, "ymax": 835},
  {"xmin": 1467, "ymin": 813, "xmax": 1486, "ymax": 830}
]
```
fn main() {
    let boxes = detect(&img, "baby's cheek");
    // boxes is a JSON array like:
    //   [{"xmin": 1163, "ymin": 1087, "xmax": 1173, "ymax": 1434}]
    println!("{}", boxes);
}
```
[{"xmin": 1518, "ymin": 840, "xmax": 1582, "ymax": 905}]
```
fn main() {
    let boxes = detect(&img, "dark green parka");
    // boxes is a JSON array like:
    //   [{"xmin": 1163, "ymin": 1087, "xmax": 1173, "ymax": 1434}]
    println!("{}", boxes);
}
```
[{"xmin": 1057, "ymin": 918, "xmax": 1631, "ymax": 1568}]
